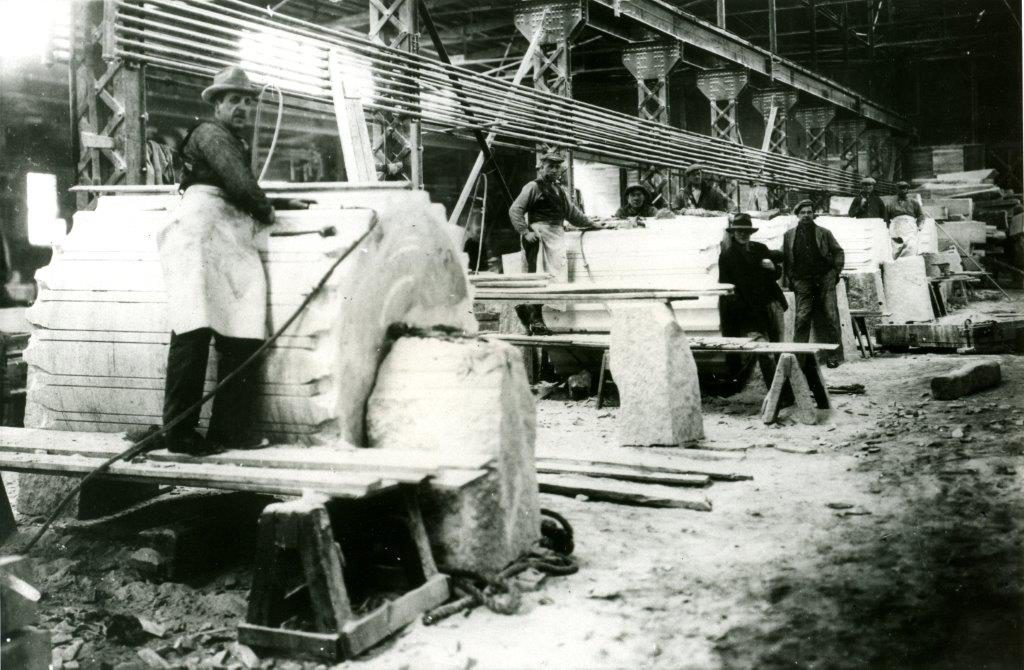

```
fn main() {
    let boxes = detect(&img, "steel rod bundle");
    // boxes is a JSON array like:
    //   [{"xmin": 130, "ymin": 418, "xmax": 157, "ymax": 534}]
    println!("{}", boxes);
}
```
[{"xmin": 108, "ymin": 0, "xmax": 888, "ymax": 194}]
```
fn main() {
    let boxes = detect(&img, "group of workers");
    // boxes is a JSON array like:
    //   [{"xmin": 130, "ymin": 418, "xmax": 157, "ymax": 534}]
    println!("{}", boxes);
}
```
[{"xmin": 156, "ymin": 63, "xmax": 914, "ymax": 454}]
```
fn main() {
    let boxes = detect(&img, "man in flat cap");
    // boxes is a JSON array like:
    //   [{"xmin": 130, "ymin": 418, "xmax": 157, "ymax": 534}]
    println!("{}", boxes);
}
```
[
  {"xmin": 783, "ymin": 199, "xmax": 846, "ymax": 368},
  {"xmin": 848, "ymin": 176, "xmax": 886, "ymax": 219},
  {"xmin": 156, "ymin": 65, "xmax": 278, "ymax": 455},
  {"xmin": 670, "ymin": 163, "xmax": 733, "ymax": 214},
  {"xmin": 614, "ymin": 183, "xmax": 658, "ymax": 219},
  {"xmin": 886, "ymin": 180, "xmax": 925, "ymax": 224},
  {"xmin": 718, "ymin": 213, "xmax": 788, "ymax": 385},
  {"xmin": 508, "ymin": 150, "xmax": 595, "ymax": 334}
]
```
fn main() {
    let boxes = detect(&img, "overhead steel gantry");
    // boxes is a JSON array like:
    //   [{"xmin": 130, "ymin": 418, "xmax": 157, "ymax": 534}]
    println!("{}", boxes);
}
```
[{"xmin": 590, "ymin": 0, "xmax": 913, "ymax": 135}]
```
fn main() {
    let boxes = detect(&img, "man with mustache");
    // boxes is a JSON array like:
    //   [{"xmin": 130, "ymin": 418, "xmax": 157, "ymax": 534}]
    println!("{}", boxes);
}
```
[{"xmin": 157, "ymin": 66, "xmax": 276, "ymax": 455}]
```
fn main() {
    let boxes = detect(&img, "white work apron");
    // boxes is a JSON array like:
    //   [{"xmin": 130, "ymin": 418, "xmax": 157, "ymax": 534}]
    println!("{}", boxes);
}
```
[
  {"xmin": 534, "ymin": 222, "xmax": 567, "ymax": 281},
  {"xmin": 157, "ymin": 185, "xmax": 268, "ymax": 339},
  {"xmin": 890, "ymin": 215, "xmax": 920, "ymax": 257}
]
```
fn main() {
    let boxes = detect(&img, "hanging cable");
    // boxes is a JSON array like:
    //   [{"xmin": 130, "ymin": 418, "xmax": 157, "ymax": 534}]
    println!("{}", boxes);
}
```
[{"xmin": 252, "ymin": 82, "xmax": 284, "ymax": 180}]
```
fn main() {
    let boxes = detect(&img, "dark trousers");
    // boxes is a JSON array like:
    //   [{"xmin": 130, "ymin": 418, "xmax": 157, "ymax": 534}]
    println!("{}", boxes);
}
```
[
  {"xmin": 163, "ymin": 327, "xmax": 262, "ymax": 444},
  {"xmin": 515, "ymin": 235, "xmax": 544, "ymax": 328},
  {"xmin": 792, "ymin": 276, "xmax": 841, "ymax": 361}
]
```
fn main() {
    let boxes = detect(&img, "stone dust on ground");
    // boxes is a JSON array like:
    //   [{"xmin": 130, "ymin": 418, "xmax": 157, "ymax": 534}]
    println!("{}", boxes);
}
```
[{"xmin": 4, "ymin": 312, "xmax": 1022, "ymax": 669}]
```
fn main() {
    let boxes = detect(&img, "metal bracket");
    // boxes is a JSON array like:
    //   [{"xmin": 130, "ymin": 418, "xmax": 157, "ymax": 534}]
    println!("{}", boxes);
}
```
[
  {"xmin": 621, "ymin": 41, "xmax": 681, "ymax": 81},
  {"xmin": 514, "ymin": 0, "xmax": 586, "ymax": 44}
]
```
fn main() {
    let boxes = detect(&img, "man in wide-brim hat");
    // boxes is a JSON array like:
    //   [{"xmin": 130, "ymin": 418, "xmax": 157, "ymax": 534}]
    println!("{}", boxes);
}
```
[
  {"xmin": 156, "ymin": 65, "xmax": 276, "ymax": 455},
  {"xmin": 615, "ymin": 183, "xmax": 658, "ymax": 218},
  {"xmin": 848, "ymin": 175, "xmax": 887, "ymax": 220},
  {"xmin": 718, "ymin": 213, "xmax": 788, "ymax": 386}
]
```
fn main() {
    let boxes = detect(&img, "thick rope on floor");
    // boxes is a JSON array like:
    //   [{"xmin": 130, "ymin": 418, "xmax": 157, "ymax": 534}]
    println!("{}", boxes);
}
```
[{"xmin": 423, "ymin": 508, "xmax": 578, "ymax": 625}]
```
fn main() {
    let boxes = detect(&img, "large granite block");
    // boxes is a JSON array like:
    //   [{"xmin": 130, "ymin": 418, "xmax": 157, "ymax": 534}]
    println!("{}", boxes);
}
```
[
  {"xmin": 883, "ymin": 256, "xmax": 934, "ymax": 323},
  {"xmin": 609, "ymin": 303, "xmax": 703, "ymax": 446},
  {"xmin": 365, "ymin": 336, "xmax": 540, "ymax": 574}
]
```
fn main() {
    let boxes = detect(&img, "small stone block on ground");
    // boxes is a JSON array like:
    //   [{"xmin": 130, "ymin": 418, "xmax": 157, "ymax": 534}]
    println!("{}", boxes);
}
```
[{"xmin": 931, "ymin": 361, "xmax": 1002, "ymax": 400}]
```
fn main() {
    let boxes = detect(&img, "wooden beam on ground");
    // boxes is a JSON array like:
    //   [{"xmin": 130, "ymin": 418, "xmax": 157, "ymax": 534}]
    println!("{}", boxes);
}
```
[
  {"xmin": 536, "ymin": 455, "xmax": 752, "ymax": 482},
  {"xmin": 536, "ymin": 462, "xmax": 711, "ymax": 487},
  {"xmin": 538, "ymin": 474, "xmax": 712, "ymax": 511}
]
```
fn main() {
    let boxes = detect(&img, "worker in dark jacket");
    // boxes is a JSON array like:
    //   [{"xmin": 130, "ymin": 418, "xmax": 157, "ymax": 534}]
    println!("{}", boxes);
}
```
[
  {"xmin": 718, "ymin": 214, "xmax": 788, "ymax": 386},
  {"xmin": 614, "ymin": 183, "xmax": 658, "ymax": 219},
  {"xmin": 783, "ymin": 199, "xmax": 846, "ymax": 368},
  {"xmin": 508, "ymin": 151, "xmax": 594, "ymax": 334},
  {"xmin": 670, "ymin": 164, "xmax": 733, "ymax": 213},
  {"xmin": 848, "ymin": 176, "xmax": 887, "ymax": 220},
  {"xmin": 157, "ymin": 66, "xmax": 281, "ymax": 455}
]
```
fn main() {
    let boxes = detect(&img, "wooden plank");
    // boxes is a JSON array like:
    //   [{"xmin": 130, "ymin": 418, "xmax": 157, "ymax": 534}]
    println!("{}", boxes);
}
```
[
  {"xmin": 237, "ymin": 624, "xmax": 341, "ymax": 661},
  {"xmin": 0, "ymin": 452, "xmax": 385, "ymax": 499},
  {"xmin": 536, "ymin": 462, "xmax": 710, "ymax": 487},
  {"xmin": 340, "ymin": 574, "xmax": 449, "ymax": 658},
  {"xmin": 490, "ymin": 333, "xmax": 837, "ymax": 353},
  {"xmin": 537, "ymin": 474, "xmax": 712, "ymax": 511},
  {"xmin": 537, "ymin": 455, "xmax": 751, "ymax": 481},
  {"xmin": 474, "ymin": 291, "xmax": 707, "ymax": 303},
  {"xmin": 0, "ymin": 428, "xmax": 494, "ymax": 471}
]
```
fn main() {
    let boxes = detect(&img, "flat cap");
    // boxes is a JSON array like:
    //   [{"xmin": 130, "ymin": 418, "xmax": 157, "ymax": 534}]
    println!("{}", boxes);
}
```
[
  {"xmin": 896, "ymin": 180, "xmax": 910, "ymax": 188},
  {"xmin": 684, "ymin": 163, "xmax": 708, "ymax": 175},
  {"xmin": 793, "ymin": 199, "xmax": 816, "ymax": 213},
  {"xmin": 539, "ymin": 150, "xmax": 566, "ymax": 164},
  {"xmin": 860, "ymin": 176, "xmax": 877, "ymax": 185}
]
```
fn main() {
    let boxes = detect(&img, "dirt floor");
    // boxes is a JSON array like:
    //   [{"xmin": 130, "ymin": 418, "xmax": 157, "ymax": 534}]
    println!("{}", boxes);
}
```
[{"xmin": 4, "ymin": 301, "xmax": 1023, "ymax": 670}]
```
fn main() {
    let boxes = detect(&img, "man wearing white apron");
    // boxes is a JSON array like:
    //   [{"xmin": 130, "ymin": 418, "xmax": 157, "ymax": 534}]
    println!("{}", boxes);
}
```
[
  {"xmin": 158, "ymin": 66, "xmax": 275, "ymax": 455},
  {"xmin": 508, "ymin": 151, "xmax": 592, "ymax": 334}
]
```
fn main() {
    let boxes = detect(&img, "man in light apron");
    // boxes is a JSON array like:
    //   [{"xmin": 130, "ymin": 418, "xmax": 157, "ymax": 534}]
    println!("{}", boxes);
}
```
[
  {"xmin": 508, "ymin": 151, "xmax": 593, "ymax": 334},
  {"xmin": 157, "ymin": 66, "xmax": 275, "ymax": 455}
]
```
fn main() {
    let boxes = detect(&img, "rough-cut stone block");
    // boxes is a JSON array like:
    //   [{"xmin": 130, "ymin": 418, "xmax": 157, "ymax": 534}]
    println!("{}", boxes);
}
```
[
  {"xmin": 365, "ymin": 336, "xmax": 540, "ymax": 574},
  {"xmin": 609, "ymin": 303, "xmax": 703, "ymax": 446},
  {"xmin": 882, "ymin": 256, "xmax": 933, "ymax": 324},
  {"xmin": 931, "ymin": 361, "xmax": 1001, "ymax": 400}
]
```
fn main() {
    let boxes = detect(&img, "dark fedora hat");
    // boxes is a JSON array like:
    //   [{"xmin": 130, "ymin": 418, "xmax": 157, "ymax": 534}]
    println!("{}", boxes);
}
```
[
  {"xmin": 202, "ymin": 66, "xmax": 260, "ymax": 104},
  {"xmin": 726, "ymin": 212, "xmax": 759, "ymax": 232}
]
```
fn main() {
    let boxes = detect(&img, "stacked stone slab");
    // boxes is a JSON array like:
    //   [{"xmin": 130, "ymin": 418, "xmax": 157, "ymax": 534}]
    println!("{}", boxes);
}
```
[{"xmin": 24, "ymin": 187, "xmax": 476, "ymax": 445}]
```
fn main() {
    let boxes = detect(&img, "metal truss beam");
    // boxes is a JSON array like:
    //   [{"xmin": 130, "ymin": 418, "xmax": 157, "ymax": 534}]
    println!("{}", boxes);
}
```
[
  {"xmin": 588, "ymin": 0, "xmax": 912, "ymax": 134},
  {"xmin": 622, "ymin": 41, "xmax": 679, "ymax": 205},
  {"xmin": 792, "ymin": 105, "xmax": 836, "ymax": 163},
  {"xmin": 696, "ymin": 69, "xmax": 748, "ymax": 145},
  {"xmin": 751, "ymin": 89, "xmax": 797, "ymax": 156}
]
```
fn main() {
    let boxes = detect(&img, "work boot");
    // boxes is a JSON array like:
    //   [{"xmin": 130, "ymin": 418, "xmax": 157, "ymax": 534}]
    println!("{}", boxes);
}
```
[{"xmin": 165, "ymin": 429, "xmax": 224, "ymax": 457}]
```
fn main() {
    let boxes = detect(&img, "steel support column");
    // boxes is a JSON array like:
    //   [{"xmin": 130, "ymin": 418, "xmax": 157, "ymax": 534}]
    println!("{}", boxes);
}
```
[
  {"xmin": 367, "ymin": 0, "xmax": 422, "ymax": 187},
  {"xmin": 832, "ymin": 119, "xmax": 865, "ymax": 174},
  {"xmin": 514, "ymin": 0, "xmax": 585, "ymax": 193},
  {"xmin": 862, "ymin": 128, "xmax": 890, "ymax": 180},
  {"xmin": 751, "ymin": 89, "xmax": 797, "ymax": 155},
  {"xmin": 793, "ymin": 105, "xmax": 836, "ymax": 163},
  {"xmin": 622, "ymin": 41, "xmax": 680, "ymax": 207},
  {"xmin": 695, "ymin": 69, "xmax": 748, "ymax": 144},
  {"xmin": 73, "ymin": 0, "xmax": 147, "ymax": 209}
]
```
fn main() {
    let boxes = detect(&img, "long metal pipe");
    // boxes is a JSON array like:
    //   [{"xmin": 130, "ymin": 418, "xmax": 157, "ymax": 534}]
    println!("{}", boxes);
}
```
[{"xmin": 109, "ymin": 0, "xmax": 886, "ymax": 193}]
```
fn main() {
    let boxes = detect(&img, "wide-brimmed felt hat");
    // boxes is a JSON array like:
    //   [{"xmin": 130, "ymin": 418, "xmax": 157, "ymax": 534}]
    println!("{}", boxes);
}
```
[
  {"xmin": 202, "ymin": 66, "xmax": 260, "ymax": 103},
  {"xmin": 793, "ymin": 198, "xmax": 816, "ymax": 214},
  {"xmin": 539, "ymin": 150, "xmax": 566, "ymax": 164},
  {"xmin": 726, "ymin": 212, "xmax": 759, "ymax": 232},
  {"xmin": 684, "ymin": 163, "xmax": 707, "ymax": 175},
  {"xmin": 860, "ymin": 176, "xmax": 877, "ymax": 185},
  {"xmin": 623, "ymin": 183, "xmax": 651, "ymax": 199}
]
